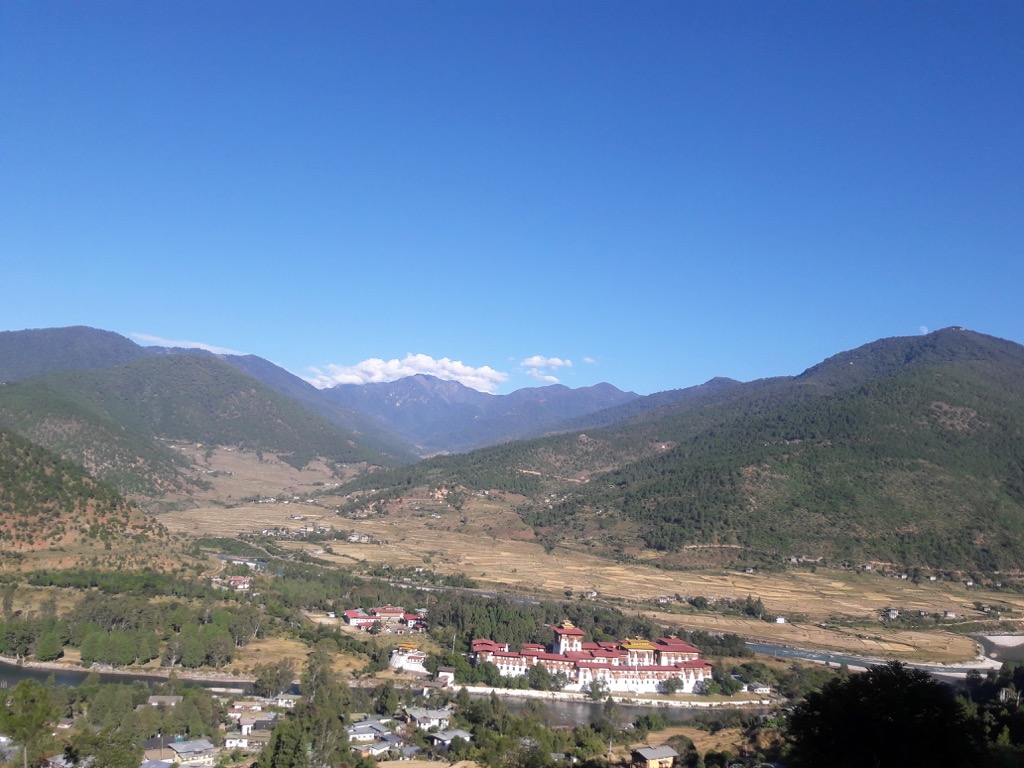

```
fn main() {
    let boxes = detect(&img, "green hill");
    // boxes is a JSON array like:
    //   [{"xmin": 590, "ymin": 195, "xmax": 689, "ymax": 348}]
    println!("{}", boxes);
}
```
[
  {"xmin": 0, "ymin": 353, "xmax": 399, "ymax": 494},
  {"xmin": 0, "ymin": 325, "xmax": 149, "ymax": 382},
  {"xmin": 0, "ymin": 428, "xmax": 181, "ymax": 570},
  {"xmin": 340, "ymin": 328, "xmax": 1024, "ymax": 571}
]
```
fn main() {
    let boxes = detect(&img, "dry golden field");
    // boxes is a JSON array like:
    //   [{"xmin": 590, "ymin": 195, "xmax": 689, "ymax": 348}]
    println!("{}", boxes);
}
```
[
  {"xmin": 626, "ymin": 725, "xmax": 763, "ymax": 761},
  {"xmin": 153, "ymin": 447, "xmax": 1019, "ymax": 662}
]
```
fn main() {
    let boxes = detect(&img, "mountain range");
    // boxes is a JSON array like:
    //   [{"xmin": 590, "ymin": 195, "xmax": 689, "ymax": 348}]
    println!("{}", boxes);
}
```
[
  {"xmin": 331, "ymin": 326, "xmax": 1024, "ymax": 571},
  {"xmin": 0, "ymin": 326, "xmax": 638, "ymax": 482},
  {"xmin": 2, "ymin": 324, "xmax": 1024, "ymax": 571}
]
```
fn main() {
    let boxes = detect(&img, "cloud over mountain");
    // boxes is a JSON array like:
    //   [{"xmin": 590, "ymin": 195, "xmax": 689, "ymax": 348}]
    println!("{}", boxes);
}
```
[
  {"xmin": 305, "ymin": 353, "xmax": 509, "ymax": 393},
  {"xmin": 521, "ymin": 355, "xmax": 573, "ymax": 383}
]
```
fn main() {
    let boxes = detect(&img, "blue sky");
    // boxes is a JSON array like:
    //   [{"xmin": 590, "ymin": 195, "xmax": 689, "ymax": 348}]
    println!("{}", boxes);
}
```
[{"xmin": 2, "ymin": 2, "xmax": 1022, "ymax": 395}]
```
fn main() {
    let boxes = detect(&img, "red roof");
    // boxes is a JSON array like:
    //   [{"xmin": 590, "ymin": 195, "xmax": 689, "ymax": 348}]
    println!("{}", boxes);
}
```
[
  {"xmin": 472, "ymin": 639, "xmax": 504, "ymax": 651},
  {"xmin": 590, "ymin": 650, "xmax": 627, "ymax": 661},
  {"xmin": 654, "ymin": 637, "xmax": 700, "ymax": 653},
  {"xmin": 534, "ymin": 652, "xmax": 574, "ymax": 663},
  {"xmin": 553, "ymin": 626, "xmax": 585, "ymax": 636}
]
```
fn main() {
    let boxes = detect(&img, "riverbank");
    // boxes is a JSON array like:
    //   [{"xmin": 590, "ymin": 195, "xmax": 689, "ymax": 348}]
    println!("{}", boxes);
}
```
[
  {"xmin": 975, "ymin": 634, "xmax": 1024, "ymax": 667},
  {"xmin": 457, "ymin": 684, "xmax": 772, "ymax": 709},
  {"xmin": 0, "ymin": 654, "xmax": 255, "ymax": 686},
  {"xmin": 749, "ymin": 639, "xmax": 1002, "ymax": 678}
]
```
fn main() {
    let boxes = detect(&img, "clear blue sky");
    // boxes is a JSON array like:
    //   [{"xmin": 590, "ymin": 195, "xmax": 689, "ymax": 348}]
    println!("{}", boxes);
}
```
[{"xmin": 2, "ymin": 2, "xmax": 1022, "ymax": 394}]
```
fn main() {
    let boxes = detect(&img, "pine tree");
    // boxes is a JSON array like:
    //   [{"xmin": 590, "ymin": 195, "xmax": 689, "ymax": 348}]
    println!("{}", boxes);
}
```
[
  {"xmin": 0, "ymin": 679, "xmax": 59, "ymax": 768},
  {"xmin": 258, "ymin": 717, "xmax": 309, "ymax": 768}
]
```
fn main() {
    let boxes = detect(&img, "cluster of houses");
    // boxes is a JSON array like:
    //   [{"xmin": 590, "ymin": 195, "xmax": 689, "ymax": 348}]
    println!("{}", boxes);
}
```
[
  {"xmin": 471, "ymin": 621, "xmax": 714, "ymax": 694},
  {"xmin": 210, "ymin": 574, "xmax": 252, "ymax": 592},
  {"xmin": 131, "ymin": 693, "xmax": 297, "ymax": 767},
  {"xmin": 343, "ymin": 604, "xmax": 428, "ymax": 633},
  {"xmin": 347, "ymin": 705, "xmax": 472, "ymax": 760},
  {"xmin": 250, "ymin": 522, "xmax": 334, "ymax": 539}
]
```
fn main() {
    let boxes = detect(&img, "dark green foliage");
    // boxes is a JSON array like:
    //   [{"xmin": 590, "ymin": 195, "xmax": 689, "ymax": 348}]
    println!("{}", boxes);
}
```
[
  {"xmin": 375, "ymin": 680, "xmax": 400, "ymax": 715},
  {"xmin": 0, "ymin": 679, "xmax": 59, "ymax": 768},
  {"xmin": 253, "ymin": 658, "xmax": 298, "ymax": 699},
  {"xmin": 295, "ymin": 644, "xmax": 352, "ymax": 766},
  {"xmin": 0, "ymin": 382, "xmax": 194, "ymax": 495},
  {"xmin": 63, "ymin": 727, "xmax": 143, "ymax": 768},
  {"xmin": 24, "ymin": 568, "xmax": 213, "ymax": 597},
  {"xmin": 258, "ymin": 717, "xmax": 310, "ymax": 768},
  {"xmin": 0, "ymin": 428, "xmax": 128, "ymax": 524},
  {"xmin": 786, "ymin": 661, "xmax": 983, "ymax": 767},
  {"xmin": 196, "ymin": 536, "xmax": 268, "ymax": 558}
]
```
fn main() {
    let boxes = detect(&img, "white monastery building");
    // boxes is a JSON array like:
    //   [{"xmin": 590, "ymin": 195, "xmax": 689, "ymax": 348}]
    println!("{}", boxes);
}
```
[{"xmin": 471, "ymin": 621, "xmax": 713, "ymax": 694}]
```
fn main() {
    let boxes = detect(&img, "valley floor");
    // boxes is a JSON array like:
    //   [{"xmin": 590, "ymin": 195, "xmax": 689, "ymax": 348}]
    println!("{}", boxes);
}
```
[{"xmin": 151, "ymin": 447, "xmax": 1023, "ymax": 665}]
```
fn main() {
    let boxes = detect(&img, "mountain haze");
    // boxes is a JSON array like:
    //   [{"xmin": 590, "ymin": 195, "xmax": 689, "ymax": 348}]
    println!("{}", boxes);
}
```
[
  {"xmin": 0, "ymin": 326, "xmax": 635, "ymax": 459},
  {"xmin": 323, "ymin": 374, "xmax": 639, "ymax": 453},
  {"xmin": 0, "ymin": 325, "xmax": 150, "ymax": 381}
]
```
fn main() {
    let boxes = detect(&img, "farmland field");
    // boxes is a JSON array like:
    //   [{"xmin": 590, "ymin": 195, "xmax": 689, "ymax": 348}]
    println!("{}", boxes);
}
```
[{"xmin": 153, "ymin": 448, "xmax": 1018, "ymax": 662}]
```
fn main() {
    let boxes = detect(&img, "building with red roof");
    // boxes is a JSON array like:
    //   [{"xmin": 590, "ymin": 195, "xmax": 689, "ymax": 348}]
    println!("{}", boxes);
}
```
[{"xmin": 470, "ymin": 622, "xmax": 712, "ymax": 694}]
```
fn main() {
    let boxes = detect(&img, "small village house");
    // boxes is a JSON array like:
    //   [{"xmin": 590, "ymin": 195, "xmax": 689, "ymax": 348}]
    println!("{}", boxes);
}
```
[{"xmin": 632, "ymin": 745, "xmax": 679, "ymax": 768}]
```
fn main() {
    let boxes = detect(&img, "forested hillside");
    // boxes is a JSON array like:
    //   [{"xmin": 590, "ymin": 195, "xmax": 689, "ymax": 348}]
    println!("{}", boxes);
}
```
[
  {"xmin": 0, "ymin": 326, "xmax": 150, "ymax": 382},
  {"xmin": 340, "ymin": 328, "xmax": 1024, "ymax": 571},
  {"xmin": 323, "ymin": 374, "xmax": 638, "ymax": 454},
  {"xmin": 0, "ymin": 354, "xmax": 396, "ymax": 494},
  {"xmin": 0, "ymin": 428, "xmax": 181, "ymax": 569}
]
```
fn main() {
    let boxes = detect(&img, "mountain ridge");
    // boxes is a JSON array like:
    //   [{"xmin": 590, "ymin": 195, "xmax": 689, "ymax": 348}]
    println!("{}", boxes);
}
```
[
  {"xmin": 0, "ymin": 326, "xmax": 642, "ymax": 457},
  {"xmin": 322, "ymin": 373, "xmax": 639, "ymax": 454},
  {"xmin": 333, "ymin": 327, "xmax": 1024, "ymax": 571},
  {"xmin": 5, "ymin": 324, "xmax": 1024, "ymax": 571}
]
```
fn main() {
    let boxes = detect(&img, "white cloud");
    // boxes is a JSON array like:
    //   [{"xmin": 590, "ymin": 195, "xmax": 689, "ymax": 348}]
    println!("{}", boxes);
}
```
[
  {"xmin": 305, "ymin": 353, "xmax": 509, "ymax": 393},
  {"xmin": 524, "ymin": 369, "xmax": 561, "ymax": 384},
  {"xmin": 519, "ymin": 355, "xmax": 573, "ymax": 384},
  {"xmin": 520, "ymin": 355, "xmax": 573, "ymax": 370},
  {"xmin": 131, "ymin": 333, "xmax": 245, "ymax": 356},
  {"xmin": 582, "ymin": 357, "xmax": 597, "ymax": 365}
]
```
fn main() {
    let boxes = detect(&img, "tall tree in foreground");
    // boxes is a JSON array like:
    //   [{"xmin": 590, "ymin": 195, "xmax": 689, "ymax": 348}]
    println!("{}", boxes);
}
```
[
  {"xmin": 299, "ymin": 642, "xmax": 352, "ymax": 767},
  {"xmin": 258, "ymin": 717, "xmax": 309, "ymax": 768},
  {"xmin": 0, "ymin": 679, "xmax": 59, "ymax": 768},
  {"xmin": 786, "ymin": 661, "xmax": 983, "ymax": 768}
]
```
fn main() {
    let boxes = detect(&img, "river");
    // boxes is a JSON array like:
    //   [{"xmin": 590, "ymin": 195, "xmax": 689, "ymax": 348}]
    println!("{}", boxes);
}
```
[
  {"xmin": 0, "ymin": 659, "xmax": 768, "ymax": 726},
  {"xmin": 0, "ymin": 659, "xmax": 251, "ymax": 693},
  {"xmin": 746, "ymin": 641, "xmax": 1001, "ymax": 678}
]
